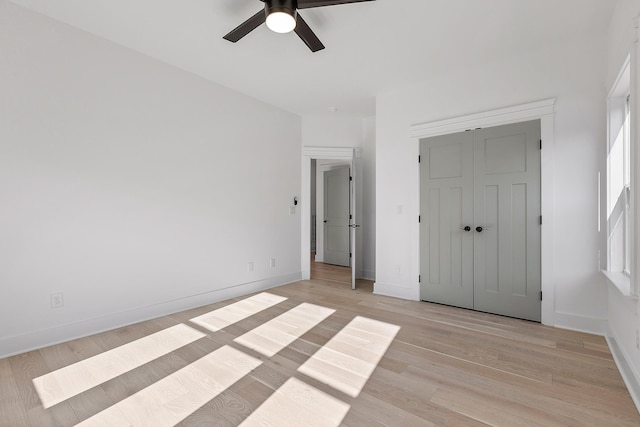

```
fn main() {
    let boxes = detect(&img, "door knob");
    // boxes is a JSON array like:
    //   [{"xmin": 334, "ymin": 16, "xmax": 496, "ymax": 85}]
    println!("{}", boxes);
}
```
[
  {"xmin": 324, "ymin": 220, "xmax": 328, "ymax": 223},
  {"xmin": 476, "ymin": 226, "xmax": 484, "ymax": 232},
  {"xmin": 460, "ymin": 226, "xmax": 471, "ymax": 232}
]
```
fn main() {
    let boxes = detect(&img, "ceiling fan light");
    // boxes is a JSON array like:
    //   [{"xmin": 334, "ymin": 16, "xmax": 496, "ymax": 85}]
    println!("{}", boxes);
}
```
[{"xmin": 266, "ymin": 11, "xmax": 296, "ymax": 33}]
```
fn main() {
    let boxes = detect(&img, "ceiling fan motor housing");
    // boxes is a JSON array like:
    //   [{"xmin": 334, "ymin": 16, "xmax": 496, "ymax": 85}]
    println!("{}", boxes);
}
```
[{"xmin": 265, "ymin": 0, "xmax": 298, "ymax": 19}]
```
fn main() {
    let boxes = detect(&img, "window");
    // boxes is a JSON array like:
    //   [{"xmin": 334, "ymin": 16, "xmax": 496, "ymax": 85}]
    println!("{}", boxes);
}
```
[
  {"xmin": 606, "ymin": 56, "xmax": 632, "ymax": 293},
  {"xmin": 623, "ymin": 93, "xmax": 631, "ymax": 274}
]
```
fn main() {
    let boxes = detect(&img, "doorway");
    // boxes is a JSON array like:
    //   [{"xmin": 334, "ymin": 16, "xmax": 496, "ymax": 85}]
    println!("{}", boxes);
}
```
[
  {"xmin": 420, "ymin": 120, "xmax": 542, "ymax": 322},
  {"xmin": 309, "ymin": 160, "xmax": 352, "ymax": 284},
  {"xmin": 301, "ymin": 147, "xmax": 360, "ymax": 290}
]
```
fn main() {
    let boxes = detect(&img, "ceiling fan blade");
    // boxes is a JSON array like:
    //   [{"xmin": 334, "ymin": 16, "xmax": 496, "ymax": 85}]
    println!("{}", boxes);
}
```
[
  {"xmin": 223, "ymin": 9, "xmax": 266, "ymax": 42},
  {"xmin": 297, "ymin": 0, "xmax": 375, "ymax": 9},
  {"xmin": 294, "ymin": 14, "xmax": 325, "ymax": 52}
]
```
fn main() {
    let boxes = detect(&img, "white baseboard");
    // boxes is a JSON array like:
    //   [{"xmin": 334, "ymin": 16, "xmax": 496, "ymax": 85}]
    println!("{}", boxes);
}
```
[
  {"xmin": 553, "ymin": 311, "xmax": 608, "ymax": 336},
  {"xmin": 360, "ymin": 269, "xmax": 376, "ymax": 281},
  {"xmin": 373, "ymin": 282, "xmax": 420, "ymax": 301},
  {"xmin": 607, "ymin": 335, "xmax": 640, "ymax": 414},
  {"xmin": 0, "ymin": 273, "xmax": 302, "ymax": 359}
]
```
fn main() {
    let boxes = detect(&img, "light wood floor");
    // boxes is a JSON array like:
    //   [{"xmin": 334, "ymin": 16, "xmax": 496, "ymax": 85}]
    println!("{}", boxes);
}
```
[
  {"xmin": 310, "ymin": 252, "xmax": 353, "ymax": 285},
  {"xmin": 2, "ymin": 278, "xmax": 639, "ymax": 426}
]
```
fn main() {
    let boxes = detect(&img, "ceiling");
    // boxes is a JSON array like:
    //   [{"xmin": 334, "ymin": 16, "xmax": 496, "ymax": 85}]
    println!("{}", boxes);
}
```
[{"xmin": 8, "ymin": 0, "xmax": 616, "ymax": 117}]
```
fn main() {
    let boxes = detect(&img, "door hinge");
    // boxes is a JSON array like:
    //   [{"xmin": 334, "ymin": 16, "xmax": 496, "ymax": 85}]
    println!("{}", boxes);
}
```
[
  {"xmin": 419, "ymin": 215, "xmax": 421, "ymax": 223},
  {"xmin": 419, "ymin": 275, "xmax": 421, "ymax": 283},
  {"xmin": 350, "ymin": 252, "xmax": 352, "ymax": 258},
  {"xmin": 540, "ymin": 139, "xmax": 542, "ymax": 150},
  {"xmin": 418, "ymin": 155, "xmax": 421, "ymax": 163},
  {"xmin": 540, "ymin": 291, "xmax": 543, "ymax": 301},
  {"xmin": 349, "ymin": 176, "xmax": 353, "ymax": 181},
  {"xmin": 539, "ymin": 215, "xmax": 542, "ymax": 225},
  {"xmin": 350, "ymin": 214, "xmax": 353, "ymax": 220}
]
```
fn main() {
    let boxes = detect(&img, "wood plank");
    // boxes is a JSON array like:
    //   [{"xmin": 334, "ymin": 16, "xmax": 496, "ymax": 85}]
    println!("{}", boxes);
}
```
[
  {"xmin": 234, "ymin": 303, "xmax": 335, "ymax": 357},
  {"xmin": 239, "ymin": 378, "xmax": 350, "ymax": 427},
  {"xmin": 33, "ymin": 323, "xmax": 205, "ymax": 409},
  {"xmin": 0, "ymin": 356, "xmax": 30, "ymax": 427},
  {"xmin": 431, "ymin": 386, "xmax": 558, "ymax": 427},
  {"xmin": 38, "ymin": 342, "xmax": 114, "ymax": 421},
  {"xmin": 180, "ymin": 389, "xmax": 253, "ymax": 427},
  {"xmin": 8, "ymin": 349, "xmax": 79, "ymax": 426},
  {"xmin": 76, "ymin": 346, "xmax": 261, "ymax": 427}
]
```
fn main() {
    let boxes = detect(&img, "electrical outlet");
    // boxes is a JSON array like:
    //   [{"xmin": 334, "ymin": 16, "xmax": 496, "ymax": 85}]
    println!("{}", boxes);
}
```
[
  {"xmin": 50, "ymin": 292, "xmax": 64, "ymax": 309},
  {"xmin": 270, "ymin": 258, "xmax": 276, "ymax": 268},
  {"xmin": 247, "ymin": 261, "xmax": 254, "ymax": 272}
]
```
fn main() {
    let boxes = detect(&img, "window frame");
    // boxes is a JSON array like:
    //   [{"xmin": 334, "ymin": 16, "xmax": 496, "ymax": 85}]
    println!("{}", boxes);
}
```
[
  {"xmin": 624, "ymin": 93, "xmax": 631, "ymax": 276},
  {"xmin": 605, "ymin": 55, "xmax": 634, "ymax": 295}
]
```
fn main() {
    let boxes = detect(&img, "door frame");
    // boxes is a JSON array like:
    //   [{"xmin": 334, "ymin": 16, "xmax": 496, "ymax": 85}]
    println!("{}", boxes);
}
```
[
  {"xmin": 301, "ymin": 147, "xmax": 360, "ymax": 285},
  {"xmin": 411, "ymin": 99, "xmax": 556, "ymax": 326}
]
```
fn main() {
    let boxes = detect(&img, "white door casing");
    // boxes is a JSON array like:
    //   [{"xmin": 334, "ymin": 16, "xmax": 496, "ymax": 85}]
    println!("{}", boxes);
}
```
[{"xmin": 411, "ymin": 99, "xmax": 555, "ymax": 325}]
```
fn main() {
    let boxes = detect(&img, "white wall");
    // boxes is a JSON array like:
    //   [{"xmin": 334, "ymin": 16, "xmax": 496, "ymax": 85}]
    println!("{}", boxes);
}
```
[
  {"xmin": 607, "ymin": 1, "xmax": 640, "ymax": 86},
  {"xmin": 375, "ymin": 33, "xmax": 609, "ymax": 331},
  {"xmin": 302, "ymin": 116, "xmax": 364, "ymax": 148},
  {"xmin": 301, "ymin": 115, "xmax": 376, "ymax": 280},
  {"xmin": 0, "ymin": 3, "xmax": 302, "ymax": 357},
  {"xmin": 606, "ymin": 0, "xmax": 640, "ymax": 407},
  {"xmin": 361, "ymin": 117, "xmax": 376, "ymax": 280}
]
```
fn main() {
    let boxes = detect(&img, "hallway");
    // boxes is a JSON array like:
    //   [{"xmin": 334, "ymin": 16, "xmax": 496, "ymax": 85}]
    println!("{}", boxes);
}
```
[{"xmin": 310, "ymin": 253, "xmax": 373, "ymax": 292}]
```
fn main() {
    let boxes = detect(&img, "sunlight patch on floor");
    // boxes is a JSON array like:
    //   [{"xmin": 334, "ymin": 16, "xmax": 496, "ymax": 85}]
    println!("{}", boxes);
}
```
[
  {"xmin": 234, "ymin": 303, "xmax": 335, "ymax": 357},
  {"xmin": 190, "ymin": 292, "xmax": 286, "ymax": 333},
  {"xmin": 76, "ymin": 345, "xmax": 261, "ymax": 427},
  {"xmin": 32, "ymin": 292, "xmax": 401, "ymax": 425},
  {"xmin": 33, "ymin": 324, "xmax": 206, "ymax": 409},
  {"xmin": 240, "ymin": 377, "xmax": 350, "ymax": 427},
  {"xmin": 298, "ymin": 316, "xmax": 400, "ymax": 397}
]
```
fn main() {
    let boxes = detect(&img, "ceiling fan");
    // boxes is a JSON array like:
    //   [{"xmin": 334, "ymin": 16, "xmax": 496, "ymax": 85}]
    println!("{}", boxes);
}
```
[{"xmin": 223, "ymin": 0, "xmax": 375, "ymax": 52}]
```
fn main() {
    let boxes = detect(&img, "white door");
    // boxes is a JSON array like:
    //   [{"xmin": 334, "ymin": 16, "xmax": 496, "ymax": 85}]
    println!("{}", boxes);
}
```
[
  {"xmin": 420, "ymin": 120, "xmax": 541, "ymax": 322},
  {"xmin": 323, "ymin": 166, "xmax": 351, "ymax": 267},
  {"xmin": 349, "ymin": 154, "xmax": 359, "ymax": 290}
]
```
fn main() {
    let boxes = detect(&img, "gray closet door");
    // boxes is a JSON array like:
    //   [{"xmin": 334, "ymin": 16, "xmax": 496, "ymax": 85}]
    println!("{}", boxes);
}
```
[
  {"xmin": 420, "ymin": 131, "xmax": 475, "ymax": 309},
  {"xmin": 420, "ymin": 120, "xmax": 541, "ymax": 322}
]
